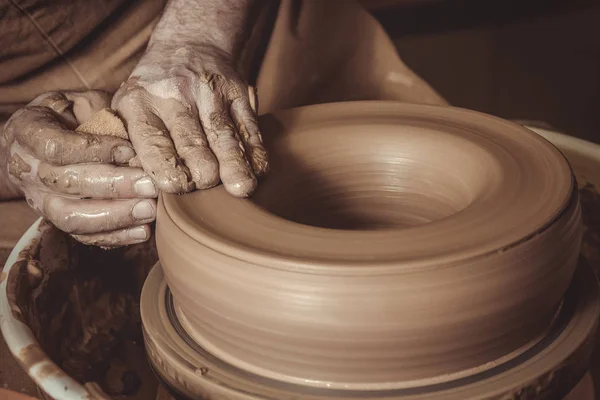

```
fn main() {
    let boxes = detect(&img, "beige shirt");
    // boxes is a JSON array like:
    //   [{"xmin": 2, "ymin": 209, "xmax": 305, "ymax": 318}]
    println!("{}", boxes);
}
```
[
  {"xmin": 0, "ymin": 0, "xmax": 445, "ymax": 118},
  {"xmin": 0, "ymin": 0, "xmax": 166, "ymax": 117}
]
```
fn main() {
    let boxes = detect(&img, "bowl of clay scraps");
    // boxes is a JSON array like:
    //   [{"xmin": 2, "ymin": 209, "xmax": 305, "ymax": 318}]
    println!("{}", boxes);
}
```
[
  {"xmin": 0, "ymin": 221, "xmax": 159, "ymax": 399},
  {"xmin": 147, "ymin": 102, "xmax": 600, "ymax": 399}
]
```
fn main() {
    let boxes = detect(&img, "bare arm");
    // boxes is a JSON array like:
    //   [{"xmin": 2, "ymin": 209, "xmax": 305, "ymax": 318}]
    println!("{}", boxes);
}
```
[{"xmin": 149, "ymin": 0, "xmax": 260, "ymax": 62}]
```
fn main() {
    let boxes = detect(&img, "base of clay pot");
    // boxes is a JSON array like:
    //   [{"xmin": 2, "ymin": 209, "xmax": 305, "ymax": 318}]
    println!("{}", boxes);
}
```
[
  {"xmin": 150, "ymin": 373, "xmax": 596, "ymax": 400},
  {"xmin": 141, "ymin": 259, "xmax": 600, "ymax": 400},
  {"xmin": 28, "ymin": 355, "xmax": 595, "ymax": 400}
]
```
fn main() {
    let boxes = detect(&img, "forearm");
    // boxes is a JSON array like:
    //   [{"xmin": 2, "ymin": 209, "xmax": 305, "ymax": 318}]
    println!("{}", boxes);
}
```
[{"xmin": 149, "ymin": 0, "xmax": 259, "ymax": 60}]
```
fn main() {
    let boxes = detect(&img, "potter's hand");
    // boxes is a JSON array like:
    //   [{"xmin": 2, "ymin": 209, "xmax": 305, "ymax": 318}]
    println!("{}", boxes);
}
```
[
  {"xmin": 112, "ymin": 46, "xmax": 268, "ymax": 197},
  {"xmin": 111, "ymin": 0, "xmax": 269, "ymax": 197},
  {"xmin": 2, "ymin": 91, "xmax": 157, "ymax": 247}
]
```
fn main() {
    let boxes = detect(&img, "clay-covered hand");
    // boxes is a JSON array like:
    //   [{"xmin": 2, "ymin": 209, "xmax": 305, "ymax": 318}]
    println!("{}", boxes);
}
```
[
  {"xmin": 2, "ymin": 91, "xmax": 158, "ymax": 247},
  {"xmin": 111, "ymin": 45, "xmax": 268, "ymax": 197}
]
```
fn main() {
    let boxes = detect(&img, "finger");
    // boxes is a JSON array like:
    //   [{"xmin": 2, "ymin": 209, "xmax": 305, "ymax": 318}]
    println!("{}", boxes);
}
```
[
  {"xmin": 160, "ymin": 105, "xmax": 219, "ymax": 189},
  {"xmin": 42, "ymin": 195, "xmax": 156, "ymax": 234},
  {"xmin": 11, "ymin": 141, "xmax": 154, "ymax": 199},
  {"xmin": 37, "ymin": 163, "xmax": 158, "ymax": 199},
  {"xmin": 5, "ymin": 107, "xmax": 135, "ymax": 165},
  {"xmin": 230, "ymin": 95, "xmax": 269, "ymax": 176},
  {"xmin": 29, "ymin": 90, "xmax": 113, "ymax": 126},
  {"xmin": 197, "ymin": 87, "xmax": 257, "ymax": 197},
  {"xmin": 29, "ymin": 92, "xmax": 78, "ymax": 128},
  {"xmin": 72, "ymin": 225, "xmax": 151, "ymax": 248},
  {"xmin": 64, "ymin": 90, "xmax": 111, "ymax": 123},
  {"xmin": 114, "ymin": 89, "xmax": 194, "ymax": 193}
]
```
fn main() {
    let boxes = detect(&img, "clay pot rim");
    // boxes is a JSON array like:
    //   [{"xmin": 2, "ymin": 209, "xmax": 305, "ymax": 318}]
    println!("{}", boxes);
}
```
[
  {"xmin": 162, "ymin": 101, "xmax": 574, "ymax": 273},
  {"xmin": 160, "ymin": 188, "xmax": 577, "ymax": 275}
]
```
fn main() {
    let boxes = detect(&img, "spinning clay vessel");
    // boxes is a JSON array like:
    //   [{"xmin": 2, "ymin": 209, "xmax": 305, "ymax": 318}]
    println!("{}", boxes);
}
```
[{"xmin": 146, "ymin": 102, "xmax": 595, "ymax": 399}]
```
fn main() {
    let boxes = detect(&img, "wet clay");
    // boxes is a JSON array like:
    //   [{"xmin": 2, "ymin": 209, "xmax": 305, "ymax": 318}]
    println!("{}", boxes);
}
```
[
  {"xmin": 6, "ymin": 153, "xmax": 32, "ymax": 181},
  {"xmin": 156, "ymin": 102, "xmax": 582, "ymax": 389}
]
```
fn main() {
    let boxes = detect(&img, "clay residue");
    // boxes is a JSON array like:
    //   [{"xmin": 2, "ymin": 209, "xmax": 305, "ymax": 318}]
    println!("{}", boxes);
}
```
[
  {"xmin": 580, "ymin": 183, "xmax": 600, "ymax": 274},
  {"xmin": 8, "ymin": 223, "xmax": 158, "ymax": 396},
  {"xmin": 36, "ymin": 362, "xmax": 62, "ymax": 380},
  {"xmin": 7, "ymin": 153, "xmax": 32, "ymax": 180},
  {"xmin": 17, "ymin": 344, "xmax": 47, "ymax": 371}
]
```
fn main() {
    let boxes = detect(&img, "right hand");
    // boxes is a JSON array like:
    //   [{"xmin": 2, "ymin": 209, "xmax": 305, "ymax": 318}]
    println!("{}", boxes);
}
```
[
  {"xmin": 2, "ymin": 91, "xmax": 158, "ymax": 247},
  {"xmin": 112, "ymin": 44, "xmax": 268, "ymax": 197}
]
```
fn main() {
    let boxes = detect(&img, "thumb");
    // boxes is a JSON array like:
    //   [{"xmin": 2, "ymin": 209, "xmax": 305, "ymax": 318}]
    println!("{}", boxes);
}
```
[{"xmin": 65, "ymin": 91, "xmax": 112, "ymax": 124}]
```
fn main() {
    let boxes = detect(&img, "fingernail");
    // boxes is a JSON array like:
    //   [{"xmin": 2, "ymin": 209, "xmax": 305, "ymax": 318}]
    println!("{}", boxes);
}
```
[
  {"xmin": 134, "ymin": 177, "xmax": 158, "ymax": 197},
  {"xmin": 127, "ymin": 226, "xmax": 148, "ymax": 240},
  {"xmin": 225, "ymin": 175, "xmax": 257, "ymax": 198},
  {"xmin": 132, "ymin": 201, "xmax": 155, "ymax": 221},
  {"xmin": 113, "ymin": 146, "xmax": 136, "ymax": 164}
]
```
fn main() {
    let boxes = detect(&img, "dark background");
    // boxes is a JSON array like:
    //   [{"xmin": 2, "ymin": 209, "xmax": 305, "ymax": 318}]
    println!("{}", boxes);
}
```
[{"xmin": 371, "ymin": 0, "xmax": 600, "ymax": 143}]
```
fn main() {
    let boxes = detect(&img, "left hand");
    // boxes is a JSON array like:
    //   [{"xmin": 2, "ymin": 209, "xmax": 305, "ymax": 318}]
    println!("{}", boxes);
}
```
[{"xmin": 2, "ymin": 91, "xmax": 157, "ymax": 247}]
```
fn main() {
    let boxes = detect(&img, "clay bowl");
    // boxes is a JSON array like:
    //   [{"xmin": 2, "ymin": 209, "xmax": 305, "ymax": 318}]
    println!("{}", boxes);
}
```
[
  {"xmin": 0, "ymin": 221, "xmax": 159, "ymax": 400},
  {"xmin": 0, "ymin": 220, "xmax": 93, "ymax": 400},
  {"xmin": 156, "ymin": 102, "xmax": 583, "ymax": 390}
]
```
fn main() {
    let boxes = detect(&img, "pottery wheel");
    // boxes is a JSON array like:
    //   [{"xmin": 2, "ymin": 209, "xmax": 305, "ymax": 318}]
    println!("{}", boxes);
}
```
[
  {"xmin": 147, "ymin": 102, "xmax": 593, "ymax": 397},
  {"xmin": 142, "ymin": 260, "xmax": 599, "ymax": 400}
]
